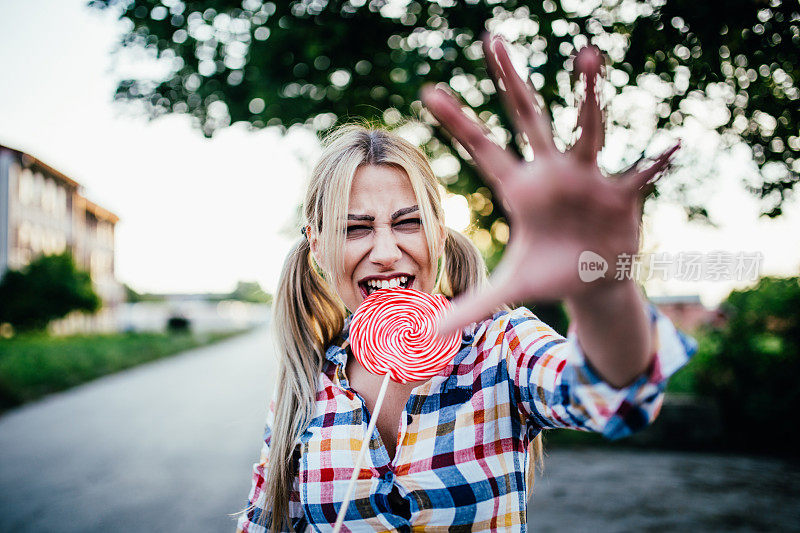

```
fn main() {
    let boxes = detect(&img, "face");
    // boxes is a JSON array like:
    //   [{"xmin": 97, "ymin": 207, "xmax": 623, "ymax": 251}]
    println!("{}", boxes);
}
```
[{"xmin": 310, "ymin": 164, "xmax": 445, "ymax": 312}]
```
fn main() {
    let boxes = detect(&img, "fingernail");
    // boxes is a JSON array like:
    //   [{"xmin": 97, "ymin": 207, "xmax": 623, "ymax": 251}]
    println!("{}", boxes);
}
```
[
  {"xmin": 492, "ymin": 35, "xmax": 508, "ymax": 51},
  {"xmin": 668, "ymin": 144, "xmax": 681, "ymax": 161},
  {"xmin": 421, "ymin": 84, "xmax": 448, "ymax": 104}
]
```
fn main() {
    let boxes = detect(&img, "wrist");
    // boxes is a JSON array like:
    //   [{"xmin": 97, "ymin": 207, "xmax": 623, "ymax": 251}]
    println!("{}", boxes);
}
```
[
  {"xmin": 566, "ymin": 276, "xmax": 641, "ymax": 312},
  {"xmin": 565, "ymin": 278, "xmax": 654, "ymax": 389}
]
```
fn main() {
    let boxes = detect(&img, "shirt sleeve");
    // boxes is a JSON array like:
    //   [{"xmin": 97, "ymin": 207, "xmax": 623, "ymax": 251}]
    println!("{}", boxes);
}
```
[
  {"xmin": 499, "ymin": 302, "xmax": 698, "ymax": 440},
  {"xmin": 235, "ymin": 399, "xmax": 306, "ymax": 533}
]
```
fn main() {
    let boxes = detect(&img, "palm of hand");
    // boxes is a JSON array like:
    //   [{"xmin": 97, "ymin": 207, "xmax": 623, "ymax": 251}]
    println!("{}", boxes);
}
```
[
  {"xmin": 422, "ymin": 38, "xmax": 679, "ymax": 335},
  {"xmin": 499, "ymin": 157, "xmax": 639, "ymax": 299}
]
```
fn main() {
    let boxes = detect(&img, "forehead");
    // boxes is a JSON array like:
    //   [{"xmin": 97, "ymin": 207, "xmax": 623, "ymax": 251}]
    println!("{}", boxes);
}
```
[{"xmin": 348, "ymin": 164, "xmax": 417, "ymax": 213}]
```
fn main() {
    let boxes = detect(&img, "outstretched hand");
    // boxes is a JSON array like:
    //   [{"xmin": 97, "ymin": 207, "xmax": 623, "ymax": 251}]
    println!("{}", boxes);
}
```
[{"xmin": 422, "ymin": 36, "xmax": 679, "ymax": 337}]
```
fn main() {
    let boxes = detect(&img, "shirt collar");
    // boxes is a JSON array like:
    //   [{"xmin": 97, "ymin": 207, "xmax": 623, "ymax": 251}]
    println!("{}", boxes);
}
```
[{"xmin": 324, "ymin": 313, "xmax": 354, "ymax": 367}]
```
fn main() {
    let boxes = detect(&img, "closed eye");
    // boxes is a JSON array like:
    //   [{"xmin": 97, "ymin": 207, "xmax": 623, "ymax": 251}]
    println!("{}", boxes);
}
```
[
  {"xmin": 346, "ymin": 225, "xmax": 370, "ymax": 238},
  {"xmin": 395, "ymin": 218, "xmax": 422, "ymax": 230},
  {"xmin": 345, "ymin": 218, "xmax": 422, "ymax": 238}
]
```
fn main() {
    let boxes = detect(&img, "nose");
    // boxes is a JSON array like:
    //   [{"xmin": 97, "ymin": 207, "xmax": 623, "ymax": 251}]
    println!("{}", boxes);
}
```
[{"xmin": 369, "ymin": 226, "xmax": 402, "ymax": 267}]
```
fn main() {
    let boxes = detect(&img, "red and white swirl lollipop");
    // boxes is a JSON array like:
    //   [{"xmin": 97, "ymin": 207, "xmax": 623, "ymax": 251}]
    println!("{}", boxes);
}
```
[
  {"xmin": 333, "ymin": 287, "xmax": 461, "ymax": 532},
  {"xmin": 349, "ymin": 287, "xmax": 461, "ymax": 383}
]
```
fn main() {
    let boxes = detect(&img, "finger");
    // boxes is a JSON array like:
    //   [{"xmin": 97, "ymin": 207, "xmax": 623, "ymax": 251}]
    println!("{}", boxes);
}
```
[
  {"xmin": 422, "ymin": 84, "xmax": 518, "ymax": 189},
  {"xmin": 436, "ymin": 248, "xmax": 525, "ymax": 336},
  {"xmin": 437, "ymin": 277, "xmax": 519, "ymax": 337},
  {"xmin": 625, "ymin": 141, "xmax": 681, "ymax": 191},
  {"xmin": 482, "ymin": 35, "xmax": 556, "ymax": 156},
  {"xmin": 570, "ymin": 45, "xmax": 606, "ymax": 164}
]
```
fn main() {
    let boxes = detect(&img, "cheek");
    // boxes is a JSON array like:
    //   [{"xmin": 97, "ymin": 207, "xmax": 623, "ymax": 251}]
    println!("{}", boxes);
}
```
[
  {"xmin": 342, "ymin": 242, "xmax": 367, "ymax": 274},
  {"xmin": 407, "ymin": 237, "xmax": 433, "ymax": 271}
]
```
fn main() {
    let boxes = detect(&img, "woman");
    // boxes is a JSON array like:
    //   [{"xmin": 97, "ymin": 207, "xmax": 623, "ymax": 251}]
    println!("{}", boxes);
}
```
[{"xmin": 236, "ymin": 37, "xmax": 696, "ymax": 532}]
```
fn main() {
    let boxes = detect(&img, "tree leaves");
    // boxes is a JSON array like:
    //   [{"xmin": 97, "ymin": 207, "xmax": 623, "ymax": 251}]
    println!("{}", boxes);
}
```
[
  {"xmin": 89, "ymin": 0, "xmax": 799, "ymax": 241},
  {"xmin": 0, "ymin": 252, "xmax": 101, "ymax": 332}
]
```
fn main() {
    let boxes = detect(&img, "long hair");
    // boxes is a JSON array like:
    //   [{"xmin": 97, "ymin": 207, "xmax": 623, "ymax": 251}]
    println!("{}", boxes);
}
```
[{"xmin": 252, "ymin": 125, "xmax": 543, "ymax": 530}]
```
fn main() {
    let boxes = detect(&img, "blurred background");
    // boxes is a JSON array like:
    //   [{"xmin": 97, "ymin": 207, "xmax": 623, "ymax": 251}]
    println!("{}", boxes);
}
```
[{"xmin": 0, "ymin": 0, "xmax": 798, "ymax": 531}]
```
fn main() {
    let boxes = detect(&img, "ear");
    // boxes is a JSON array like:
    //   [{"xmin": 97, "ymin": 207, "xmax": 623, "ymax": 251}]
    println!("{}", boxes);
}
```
[{"xmin": 306, "ymin": 225, "xmax": 326, "ymax": 271}]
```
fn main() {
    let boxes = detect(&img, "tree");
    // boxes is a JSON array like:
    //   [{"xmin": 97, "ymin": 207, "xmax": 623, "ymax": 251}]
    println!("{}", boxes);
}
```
[
  {"xmin": 229, "ymin": 280, "xmax": 273, "ymax": 303},
  {"xmin": 693, "ymin": 276, "xmax": 800, "ymax": 455},
  {"xmin": 122, "ymin": 283, "xmax": 166, "ymax": 302},
  {"xmin": 88, "ymin": 0, "xmax": 799, "ymax": 266},
  {"xmin": 0, "ymin": 252, "xmax": 101, "ymax": 332},
  {"xmin": 624, "ymin": 0, "xmax": 799, "ymax": 217}
]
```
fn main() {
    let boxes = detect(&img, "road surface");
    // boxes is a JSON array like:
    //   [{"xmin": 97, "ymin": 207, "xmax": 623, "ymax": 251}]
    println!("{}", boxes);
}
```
[{"xmin": 1, "ymin": 327, "xmax": 797, "ymax": 532}]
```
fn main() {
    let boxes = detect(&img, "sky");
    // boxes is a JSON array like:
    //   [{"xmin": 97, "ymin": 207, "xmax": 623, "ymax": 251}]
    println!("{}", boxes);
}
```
[{"xmin": 0, "ymin": 0, "xmax": 797, "ymax": 306}]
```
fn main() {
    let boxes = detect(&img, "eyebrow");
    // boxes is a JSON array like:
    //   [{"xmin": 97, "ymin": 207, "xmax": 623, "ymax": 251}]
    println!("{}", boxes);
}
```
[{"xmin": 347, "ymin": 205, "xmax": 419, "ymax": 222}]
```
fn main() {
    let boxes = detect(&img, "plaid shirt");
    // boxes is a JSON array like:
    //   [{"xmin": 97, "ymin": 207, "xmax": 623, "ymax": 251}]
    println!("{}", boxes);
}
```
[{"xmin": 236, "ymin": 303, "xmax": 697, "ymax": 532}]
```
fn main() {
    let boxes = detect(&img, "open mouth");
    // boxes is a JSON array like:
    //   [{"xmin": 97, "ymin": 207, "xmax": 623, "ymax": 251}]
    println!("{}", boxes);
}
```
[{"xmin": 358, "ymin": 275, "xmax": 414, "ymax": 298}]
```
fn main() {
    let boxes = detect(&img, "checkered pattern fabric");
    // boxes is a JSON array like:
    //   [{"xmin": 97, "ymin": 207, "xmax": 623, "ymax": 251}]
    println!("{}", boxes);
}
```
[{"xmin": 236, "ymin": 303, "xmax": 697, "ymax": 532}]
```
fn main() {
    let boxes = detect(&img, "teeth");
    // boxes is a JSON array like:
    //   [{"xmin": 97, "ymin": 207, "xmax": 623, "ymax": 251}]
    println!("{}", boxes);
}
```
[{"xmin": 364, "ymin": 276, "xmax": 409, "ymax": 292}]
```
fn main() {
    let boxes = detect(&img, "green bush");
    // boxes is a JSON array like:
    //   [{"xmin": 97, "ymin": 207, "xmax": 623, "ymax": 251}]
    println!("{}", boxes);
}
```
[
  {"xmin": 677, "ymin": 277, "xmax": 800, "ymax": 455},
  {"xmin": 0, "ymin": 252, "xmax": 100, "ymax": 332}
]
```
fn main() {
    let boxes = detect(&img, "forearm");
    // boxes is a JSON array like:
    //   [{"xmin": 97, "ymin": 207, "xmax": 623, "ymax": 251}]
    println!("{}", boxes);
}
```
[{"xmin": 564, "ymin": 279, "xmax": 654, "ymax": 389}]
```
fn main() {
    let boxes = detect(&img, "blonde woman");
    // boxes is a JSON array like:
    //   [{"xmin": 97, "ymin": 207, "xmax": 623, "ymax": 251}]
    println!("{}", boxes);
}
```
[{"xmin": 236, "ymin": 37, "xmax": 696, "ymax": 532}]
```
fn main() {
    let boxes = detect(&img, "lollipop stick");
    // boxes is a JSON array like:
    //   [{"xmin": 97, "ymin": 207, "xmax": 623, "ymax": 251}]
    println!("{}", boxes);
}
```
[{"xmin": 332, "ymin": 372, "xmax": 391, "ymax": 533}]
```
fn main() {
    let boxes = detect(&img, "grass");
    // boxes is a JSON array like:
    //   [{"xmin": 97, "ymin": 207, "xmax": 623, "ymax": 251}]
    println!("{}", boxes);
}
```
[{"xmin": 0, "ymin": 329, "xmax": 247, "ymax": 413}]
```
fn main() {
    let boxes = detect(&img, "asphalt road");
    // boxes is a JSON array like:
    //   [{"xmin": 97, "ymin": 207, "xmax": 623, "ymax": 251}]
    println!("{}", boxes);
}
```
[
  {"xmin": 527, "ymin": 448, "xmax": 800, "ymax": 532},
  {"xmin": 1, "ymin": 327, "xmax": 797, "ymax": 532},
  {"xmin": 0, "ymin": 327, "xmax": 277, "ymax": 533}
]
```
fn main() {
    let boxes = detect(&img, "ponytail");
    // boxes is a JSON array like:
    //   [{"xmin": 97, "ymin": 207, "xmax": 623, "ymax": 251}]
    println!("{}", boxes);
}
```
[
  {"xmin": 258, "ymin": 237, "xmax": 347, "ymax": 531},
  {"xmin": 438, "ymin": 227, "xmax": 490, "ymax": 298}
]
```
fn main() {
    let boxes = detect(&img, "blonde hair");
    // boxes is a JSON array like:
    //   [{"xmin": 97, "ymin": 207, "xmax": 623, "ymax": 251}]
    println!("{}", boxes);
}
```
[{"xmin": 246, "ymin": 124, "xmax": 543, "ymax": 530}]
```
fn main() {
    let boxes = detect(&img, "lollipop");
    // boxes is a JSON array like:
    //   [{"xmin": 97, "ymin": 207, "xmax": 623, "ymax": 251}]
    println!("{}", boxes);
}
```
[
  {"xmin": 333, "ymin": 287, "xmax": 460, "ymax": 532},
  {"xmin": 349, "ymin": 287, "xmax": 461, "ymax": 383}
]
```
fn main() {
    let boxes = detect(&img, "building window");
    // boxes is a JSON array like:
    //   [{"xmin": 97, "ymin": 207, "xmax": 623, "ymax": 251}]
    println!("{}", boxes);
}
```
[
  {"xmin": 42, "ymin": 228, "xmax": 66, "ymax": 255},
  {"xmin": 17, "ymin": 222, "xmax": 32, "ymax": 248},
  {"xmin": 30, "ymin": 225, "xmax": 43, "ymax": 253},
  {"xmin": 85, "ymin": 211, "xmax": 98, "ymax": 232},
  {"xmin": 42, "ymin": 179, "xmax": 57, "ymax": 214},
  {"xmin": 56, "ymin": 187, "xmax": 67, "ymax": 217},
  {"xmin": 18, "ymin": 169, "xmax": 34, "ymax": 206},
  {"xmin": 98, "ymin": 222, "xmax": 114, "ymax": 246},
  {"xmin": 33, "ymin": 172, "xmax": 44, "ymax": 209}
]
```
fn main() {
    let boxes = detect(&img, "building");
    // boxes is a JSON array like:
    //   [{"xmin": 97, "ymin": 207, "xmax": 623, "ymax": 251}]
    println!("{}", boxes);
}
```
[
  {"xmin": 0, "ymin": 144, "xmax": 123, "ymax": 332},
  {"xmin": 649, "ymin": 294, "xmax": 727, "ymax": 333}
]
